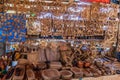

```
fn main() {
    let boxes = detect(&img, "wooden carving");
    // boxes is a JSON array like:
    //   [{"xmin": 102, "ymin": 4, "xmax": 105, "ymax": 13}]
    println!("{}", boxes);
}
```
[
  {"xmin": 1, "ymin": 0, "xmax": 118, "ymax": 47},
  {"xmin": 53, "ymin": 19, "xmax": 64, "ymax": 36},
  {"xmin": 91, "ymin": 3, "xmax": 100, "ymax": 20},
  {"xmin": 59, "ymin": 43, "xmax": 75, "ymax": 67},
  {"xmin": 40, "ymin": 19, "xmax": 52, "ymax": 36}
]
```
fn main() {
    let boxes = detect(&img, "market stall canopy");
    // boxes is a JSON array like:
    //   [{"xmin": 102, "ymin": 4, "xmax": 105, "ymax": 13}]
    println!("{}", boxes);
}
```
[{"xmin": 81, "ymin": 0, "xmax": 110, "ymax": 3}]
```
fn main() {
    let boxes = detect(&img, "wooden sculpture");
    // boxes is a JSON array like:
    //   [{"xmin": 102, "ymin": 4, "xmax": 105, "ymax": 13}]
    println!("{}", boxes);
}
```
[
  {"xmin": 40, "ymin": 19, "xmax": 52, "ymax": 36},
  {"xmin": 53, "ymin": 19, "xmax": 64, "ymax": 36},
  {"xmin": 28, "ymin": 52, "xmax": 39, "ymax": 67},
  {"xmin": 59, "ymin": 43, "xmax": 75, "ymax": 67},
  {"xmin": 91, "ymin": 3, "xmax": 100, "ymax": 20},
  {"xmin": 38, "ymin": 47, "xmax": 47, "ymax": 62},
  {"xmin": 73, "ymin": 45, "xmax": 82, "ymax": 62},
  {"xmin": 35, "ymin": 40, "xmax": 47, "ymax": 62},
  {"xmin": 45, "ymin": 42, "xmax": 60, "ymax": 62}
]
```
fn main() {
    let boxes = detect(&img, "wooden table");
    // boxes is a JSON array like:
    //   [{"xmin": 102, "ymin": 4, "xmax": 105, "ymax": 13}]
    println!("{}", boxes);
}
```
[{"xmin": 72, "ymin": 75, "xmax": 120, "ymax": 80}]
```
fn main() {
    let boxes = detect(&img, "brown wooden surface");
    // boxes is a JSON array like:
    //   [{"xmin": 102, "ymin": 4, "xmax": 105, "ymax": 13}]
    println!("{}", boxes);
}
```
[{"xmin": 72, "ymin": 75, "xmax": 120, "ymax": 80}]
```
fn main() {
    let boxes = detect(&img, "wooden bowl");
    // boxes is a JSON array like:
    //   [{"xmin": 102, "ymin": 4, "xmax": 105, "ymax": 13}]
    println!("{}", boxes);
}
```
[
  {"xmin": 41, "ymin": 69, "xmax": 60, "ymax": 80},
  {"xmin": 71, "ymin": 67, "xmax": 83, "ymax": 78},
  {"xmin": 12, "ymin": 65, "xmax": 25, "ymax": 80},
  {"xmin": 60, "ymin": 70, "xmax": 73, "ymax": 79}
]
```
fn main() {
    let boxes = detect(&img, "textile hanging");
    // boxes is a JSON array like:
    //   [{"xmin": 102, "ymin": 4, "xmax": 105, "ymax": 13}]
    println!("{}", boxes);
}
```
[{"xmin": 0, "ymin": 13, "xmax": 26, "ymax": 42}]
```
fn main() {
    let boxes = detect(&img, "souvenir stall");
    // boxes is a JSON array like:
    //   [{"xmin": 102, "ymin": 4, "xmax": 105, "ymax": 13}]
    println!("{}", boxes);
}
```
[{"xmin": 0, "ymin": 0, "xmax": 120, "ymax": 80}]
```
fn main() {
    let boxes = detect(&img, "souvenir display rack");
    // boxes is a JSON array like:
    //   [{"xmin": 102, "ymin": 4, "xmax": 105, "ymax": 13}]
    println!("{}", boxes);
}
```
[{"xmin": 0, "ymin": 0, "xmax": 120, "ymax": 80}]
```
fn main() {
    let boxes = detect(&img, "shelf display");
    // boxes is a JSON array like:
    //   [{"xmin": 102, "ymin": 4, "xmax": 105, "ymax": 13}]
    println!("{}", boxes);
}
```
[
  {"xmin": 2, "ymin": 40, "xmax": 119, "ymax": 79},
  {"xmin": 0, "ymin": 0, "xmax": 120, "ymax": 80},
  {"xmin": 2, "ymin": 39, "xmax": 120, "ymax": 80},
  {"xmin": 25, "ymin": 3, "xmax": 118, "ymax": 42}
]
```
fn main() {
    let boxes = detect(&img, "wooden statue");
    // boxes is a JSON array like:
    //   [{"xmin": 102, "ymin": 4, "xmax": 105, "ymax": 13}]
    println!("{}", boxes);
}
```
[{"xmin": 59, "ymin": 43, "xmax": 74, "ymax": 67}]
